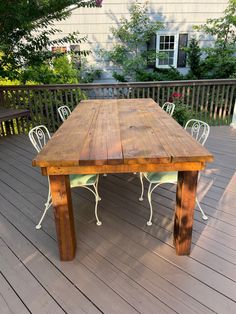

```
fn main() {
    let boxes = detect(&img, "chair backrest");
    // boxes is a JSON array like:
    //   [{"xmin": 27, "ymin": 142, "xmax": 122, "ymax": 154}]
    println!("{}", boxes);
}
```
[
  {"xmin": 184, "ymin": 119, "xmax": 210, "ymax": 146},
  {"xmin": 28, "ymin": 125, "xmax": 51, "ymax": 153},
  {"xmin": 162, "ymin": 102, "xmax": 175, "ymax": 116},
  {"xmin": 58, "ymin": 105, "xmax": 71, "ymax": 122}
]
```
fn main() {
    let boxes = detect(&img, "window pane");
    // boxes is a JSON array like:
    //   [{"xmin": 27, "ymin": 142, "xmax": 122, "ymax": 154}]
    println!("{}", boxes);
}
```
[
  {"xmin": 160, "ymin": 43, "xmax": 164, "ymax": 50},
  {"xmin": 165, "ymin": 36, "xmax": 169, "ymax": 43},
  {"xmin": 170, "ymin": 36, "xmax": 175, "ymax": 43},
  {"xmin": 170, "ymin": 43, "xmax": 174, "ymax": 49},
  {"xmin": 169, "ymin": 51, "xmax": 174, "ymax": 57},
  {"xmin": 160, "ymin": 36, "xmax": 164, "ymax": 43},
  {"xmin": 165, "ymin": 43, "xmax": 169, "ymax": 49}
]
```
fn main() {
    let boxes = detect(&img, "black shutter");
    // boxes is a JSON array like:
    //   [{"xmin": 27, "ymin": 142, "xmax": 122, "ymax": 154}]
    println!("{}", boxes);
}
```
[
  {"xmin": 147, "ymin": 34, "xmax": 156, "ymax": 68},
  {"xmin": 177, "ymin": 34, "xmax": 188, "ymax": 67}
]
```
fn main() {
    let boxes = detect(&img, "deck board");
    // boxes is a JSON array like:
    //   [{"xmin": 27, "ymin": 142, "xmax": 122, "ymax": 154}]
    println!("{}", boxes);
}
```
[{"xmin": 0, "ymin": 126, "xmax": 236, "ymax": 313}]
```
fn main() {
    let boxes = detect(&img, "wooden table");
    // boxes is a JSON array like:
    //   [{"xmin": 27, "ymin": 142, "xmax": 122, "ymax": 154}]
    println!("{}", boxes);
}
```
[{"xmin": 32, "ymin": 99, "xmax": 213, "ymax": 261}]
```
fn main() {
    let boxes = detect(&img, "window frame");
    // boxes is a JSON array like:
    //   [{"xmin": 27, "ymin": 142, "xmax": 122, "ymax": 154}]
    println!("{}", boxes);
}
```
[{"xmin": 156, "ymin": 32, "xmax": 179, "ymax": 68}]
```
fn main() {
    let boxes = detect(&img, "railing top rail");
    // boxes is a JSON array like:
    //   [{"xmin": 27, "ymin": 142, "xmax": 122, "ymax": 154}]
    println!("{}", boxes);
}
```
[{"xmin": 0, "ymin": 79, "xmax": 236, "ymax": 90}]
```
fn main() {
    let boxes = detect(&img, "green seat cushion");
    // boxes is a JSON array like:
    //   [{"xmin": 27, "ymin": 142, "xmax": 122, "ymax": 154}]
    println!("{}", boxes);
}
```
[
  {"xmin": 145, "ymin": 171, "xmax": 177, "ymax": 183},
  {"xmin": 69, "ymin": 174, "xmax": 97, "ymax": 187}
]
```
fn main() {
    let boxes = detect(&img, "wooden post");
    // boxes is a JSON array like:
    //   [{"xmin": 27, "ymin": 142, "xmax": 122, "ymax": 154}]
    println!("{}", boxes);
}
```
[
  {"xmin": 174, "ymin": 171, "xmax": 198, "ymax": 255},
  {"xmin": 49, "ymin": 175, "xmax": 76, "ymax": 261}
]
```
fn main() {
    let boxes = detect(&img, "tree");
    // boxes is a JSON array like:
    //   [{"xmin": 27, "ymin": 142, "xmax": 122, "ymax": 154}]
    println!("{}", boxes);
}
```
[
  {"xmin": 185, "ymin": 37, "xmax": 203, "ymax": 79},
  {"xmin": 194, "ymin": 0, "xmax": 236, "ymax": 78},
  {"xmin": 102, "ymin": 2, "xmax": 164, "ymax": 81},
  {"xmin": 0, "ymin": 0, "xmax": 102, "ymax": 79}
]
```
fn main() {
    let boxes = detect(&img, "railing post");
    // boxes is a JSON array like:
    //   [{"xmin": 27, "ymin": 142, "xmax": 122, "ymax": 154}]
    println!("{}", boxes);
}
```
[{"xmin": 230, "ymin": 98, "xmax": 236, "ymax": 129}]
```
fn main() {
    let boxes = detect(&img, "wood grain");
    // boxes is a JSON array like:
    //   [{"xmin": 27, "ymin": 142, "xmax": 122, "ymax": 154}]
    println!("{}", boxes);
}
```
[
  {"xmin": 174, "ymin": 171, "xmax": 198, "ymax": 255},
  {"xmin": 49, "ymin": 175, "xmax": 76, "ymax": 261},
  {"xmin": 32, "ymin": 98, "xmax": 213, "ymax": 168}
]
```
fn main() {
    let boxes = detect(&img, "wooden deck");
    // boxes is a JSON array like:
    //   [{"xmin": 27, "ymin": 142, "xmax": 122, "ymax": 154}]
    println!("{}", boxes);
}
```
[{"xmin": 0, "ymin": 126, "xmax": 236, "ymax": 313}]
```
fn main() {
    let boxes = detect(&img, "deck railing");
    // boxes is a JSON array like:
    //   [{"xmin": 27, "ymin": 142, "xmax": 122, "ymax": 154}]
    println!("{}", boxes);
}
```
[{"xmin": 0, "ymin": 79, "xmax": 235, "ymax": 134}]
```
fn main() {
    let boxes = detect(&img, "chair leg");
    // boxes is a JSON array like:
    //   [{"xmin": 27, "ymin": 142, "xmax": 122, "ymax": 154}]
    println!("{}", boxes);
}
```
[
  {"xmin": 139, "ymin": 173, "xmax": 144, "ymax": 201},
  {"xmin": 196, "ymin": 197, "xmax": 208, "ymax": 221},
  {"xmin": 36, "ymin": 179, "xmax": 52, "ymax": 229},
  {"xmin": 36, "ymin": 198, "xmax": 52, "ymax": 229},
  {"xmin": 93, "ymin": 183, "xmax": 102, "ymax": 226},
  {"xmin": 147, "ymin": 183, "xmax": 153, "ymax": 226},
  {"xmin": 95, "ymin": 176, "xmax": 101, "ymax": 201}
]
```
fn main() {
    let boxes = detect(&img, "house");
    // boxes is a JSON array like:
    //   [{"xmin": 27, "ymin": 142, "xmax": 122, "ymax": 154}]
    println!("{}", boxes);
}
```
[{"xmin": 52, "ymin": 0, "xmax": 229, "ymax": 81}]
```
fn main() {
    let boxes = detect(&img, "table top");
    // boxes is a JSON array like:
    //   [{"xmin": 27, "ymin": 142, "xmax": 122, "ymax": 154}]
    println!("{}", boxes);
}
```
[{"xmin": 33, "ymin": 98, "xmax": 213, "ymax": 168}]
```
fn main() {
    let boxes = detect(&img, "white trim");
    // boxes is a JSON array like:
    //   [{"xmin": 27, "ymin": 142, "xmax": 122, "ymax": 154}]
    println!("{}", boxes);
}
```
[{"xmin": 156, "ymin": 32, "xmax": 179, "ymax": 68}]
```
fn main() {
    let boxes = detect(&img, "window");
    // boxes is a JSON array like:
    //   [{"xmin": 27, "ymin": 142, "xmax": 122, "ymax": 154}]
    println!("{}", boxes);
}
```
[
  {"xmin": 156, "ymin": 33, "xmax": 178, "ymax": 68},
  {"xmin": 51, "ymin": 46, "xmax": 68, "ymax": 53},
  {"xmin": 156, "ymin": 33, "xmax": 188, "ymax": 68}
]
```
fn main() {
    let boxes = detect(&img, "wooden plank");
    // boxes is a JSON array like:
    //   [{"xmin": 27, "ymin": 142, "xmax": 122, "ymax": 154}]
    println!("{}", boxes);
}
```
[
  {"xmin": 49, "ymin": 175, "xmax": 76, "ymax": 261},
  {"xmin": 0, "ymin": 273, "xmax": 29, "ymax": 314},
  {"xmin": 118, "ymin": 99, "xmax": 171, "ymax": 164},
  {"xmin": 0, "ymin": 239, "xmax": 64, "ymax": 313},
  {"xmin": 79, "ymin": 100, "xmax": 123, "ymax": 166},
  {"xmin": 33, "ymin": 100, "xmax": 100, "ymax": 167},
  {"xmin": 174, "ymin": 171, "xmax": 198, "ymax": 255}
]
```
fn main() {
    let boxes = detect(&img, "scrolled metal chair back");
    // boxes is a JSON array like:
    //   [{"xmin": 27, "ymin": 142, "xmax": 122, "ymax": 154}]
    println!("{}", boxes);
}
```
[
  {"xmin": 58, "ymin": 105, "xmax": 71, "ymax": 122},
  {"xmin": 184, "ymin": 119, "xmax": 210, "ymax": 146},
  {"xmin": 28, "ymin": 125, "xmax": 51, "ymax": 153},
  {"xmin": 162, "ymin": 102, "xmax": 175, "ymax": 116}
]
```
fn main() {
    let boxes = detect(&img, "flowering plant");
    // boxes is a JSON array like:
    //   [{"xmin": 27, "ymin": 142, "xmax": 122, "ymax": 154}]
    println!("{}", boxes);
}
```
[
  {"xmin": 168, "ymin": 92, "xmax": 182, "ymax": 103},
  {"xmin": 168, "ymin": 92, "xmax": 192, "ymax": 126}
]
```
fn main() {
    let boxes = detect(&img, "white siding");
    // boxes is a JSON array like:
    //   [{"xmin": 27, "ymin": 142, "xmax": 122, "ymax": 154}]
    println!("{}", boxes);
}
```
[{"xmin": 52, "ymin": 0, "xmax": 229, "ymax": 79}]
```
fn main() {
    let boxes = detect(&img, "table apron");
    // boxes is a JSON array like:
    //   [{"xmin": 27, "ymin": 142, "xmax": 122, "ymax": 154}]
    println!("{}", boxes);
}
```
[{"xmin": 42, "ymin": 162, "xmax": 205, "ymax": 176}]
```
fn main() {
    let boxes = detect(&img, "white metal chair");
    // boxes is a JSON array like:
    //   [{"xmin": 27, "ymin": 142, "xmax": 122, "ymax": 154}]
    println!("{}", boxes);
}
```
[
  {"xmin": 29, "ymin": 125, "xmax": 102, "ymax": 229},
  {"xmin": 58, "ymin": 105, "xmax": 71, "ymax": 121},
  {"xmin": 162, "ymin": 102, "xmax": 175, "ymax": 116},
  {"xmin": 139, "ymin": 119, "xmax": 210, "ymax": 226}
]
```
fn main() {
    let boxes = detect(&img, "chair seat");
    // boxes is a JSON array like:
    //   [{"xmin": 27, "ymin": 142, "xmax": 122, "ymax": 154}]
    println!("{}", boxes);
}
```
[
  {"xmin": 144, "ymin": 171, "xmax": 177, "ymax": 183},
  {"xmin": 70, "ymin": 174, "xmax": 97, "ymax": 187}
]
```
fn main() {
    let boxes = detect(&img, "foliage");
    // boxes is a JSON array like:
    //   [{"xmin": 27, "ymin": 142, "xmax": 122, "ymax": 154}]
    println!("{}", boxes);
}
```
[
  {"xmin": 20, "ymin": 55, "xmax": 80, "ymax": 84},
  {"xmin": 185, "ymin": 38, "xmax": 203, "ymax": 79},
  {"xmin": 78, "ymin": 58, "xmax": 102, "ymax": 82},
  {"xmin": 102, "ymin": 2, "xmax": 164, "ymax": 81},
  {"xmin": 193, "ymin": 0, "xmax": 236, "ymax": 79},
  {"xmin": 135, "ymin": 67, "xmax": 184, "ymax": 81},
  {"xmin": 0, "ymin": 0, "xmax": 102, "ymax": 79},
  {"xmin": 169, "ymin": 93, "xmax": 192, "ymax": 126}
]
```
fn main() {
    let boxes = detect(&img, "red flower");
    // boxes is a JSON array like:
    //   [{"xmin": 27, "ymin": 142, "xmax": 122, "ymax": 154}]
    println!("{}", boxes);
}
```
[
  {"xmin": 168, "ymin": 92, "xmax": 182, "ymax": 102},
  {"xmin": 171, "ymin": 92, "xmax": 182, "ymax": 98}
]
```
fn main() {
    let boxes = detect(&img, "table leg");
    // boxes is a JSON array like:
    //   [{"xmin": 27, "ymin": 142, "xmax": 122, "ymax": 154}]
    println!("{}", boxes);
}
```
[
  {"xmin": 174, "ymin": 171, "xmax": 198, "ymax": 255},
  {"xmin": 49, "ymin": 175, "xmax": 76, "ymax": 261}
]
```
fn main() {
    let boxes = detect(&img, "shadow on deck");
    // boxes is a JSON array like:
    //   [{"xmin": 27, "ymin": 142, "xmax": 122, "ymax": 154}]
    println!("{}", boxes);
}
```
[{"xmin": 0, "ymin": 126, "xmax": 236, "ymax": 313}]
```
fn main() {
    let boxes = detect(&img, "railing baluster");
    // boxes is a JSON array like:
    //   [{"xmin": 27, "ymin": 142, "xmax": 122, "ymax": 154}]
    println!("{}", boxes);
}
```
[
  {"xmin": 227, "ymin": 85, "xmax": 235, "ymax": 122},
  {"xmin": 204, "ymin": 85, "xmax": 210, "ymax": 123},
  {"xmin": 214, "ymin": 85, "xmax": 220, "ymax": 124},
  {"xmin": 222, "ymin": 85, "xmax": 230, "ymax": 123},
  {"xmin": 218, "ymin": 85, "xmax": 225, "ymax": 125}
]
